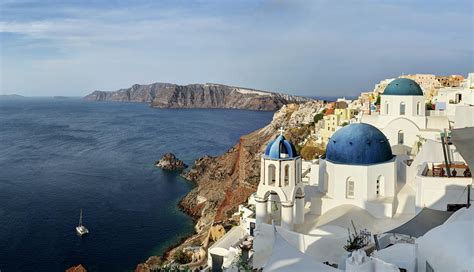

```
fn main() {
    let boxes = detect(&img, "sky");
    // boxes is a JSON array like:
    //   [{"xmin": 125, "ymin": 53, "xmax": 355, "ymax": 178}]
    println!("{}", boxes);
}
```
[{"xmin": 0, "ymin": 0, "xmax": 473, "ymax": 97}]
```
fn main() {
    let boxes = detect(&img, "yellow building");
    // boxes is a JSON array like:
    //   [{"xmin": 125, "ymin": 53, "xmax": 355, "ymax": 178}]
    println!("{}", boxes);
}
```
[{"xmin": 316, "ymin": 102, "xmax": 354, "ymax": 146}]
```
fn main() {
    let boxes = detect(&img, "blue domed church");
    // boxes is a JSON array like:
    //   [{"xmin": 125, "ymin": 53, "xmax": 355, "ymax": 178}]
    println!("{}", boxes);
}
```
[
  {"xmin": 255, "ymin": 130, "xmax": 305, "ymax": 231},
  {"xmin": 311, "ymin": 123, "xmax": 398, "ymax": 218},
  {"xmin": 361, "ymin": 78, "xmax": 448, "ymax": 156}
]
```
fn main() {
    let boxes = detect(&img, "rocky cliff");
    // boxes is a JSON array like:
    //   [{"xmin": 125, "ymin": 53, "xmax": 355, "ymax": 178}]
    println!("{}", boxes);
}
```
[
  {"xmin": 84, "ymin": 83, "xmax": 312, "ymax": 111},
  {"xmin": 135, "ymin": 101, "xmax": 324, "ymax": 270}
]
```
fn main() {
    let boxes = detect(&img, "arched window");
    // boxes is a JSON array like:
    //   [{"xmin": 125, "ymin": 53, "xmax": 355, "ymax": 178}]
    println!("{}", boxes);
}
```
[
  {"xmin": 268, "ymin": 165, "xmax": 276, "ymax": 186},
  {"xmin": 416, "ymin": 102, "xmax": 421, "ymax": 115},
  {"xmin": 385, "ymin": 102, "xmax": 389, "ymax": 114},
  {"xmin": 346, "ymin": 178, "xmax": 355, "ymax": 199},
  {"xmin": 398, "ymin": 130, "xmax": 404, "ymax": 145},
  {"xmin": 284, "ymin": 165, "xmax": 289, "ymax": 186},
  {"xmin": 400, "ymin": 102, "xmax": 405, "ymax": 115}
]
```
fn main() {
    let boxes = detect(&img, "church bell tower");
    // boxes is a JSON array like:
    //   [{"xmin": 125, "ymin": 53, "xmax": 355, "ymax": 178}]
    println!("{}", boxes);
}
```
[{"xmin": 255, "ymin": 128, "xmax": 304, "ymax": 230}]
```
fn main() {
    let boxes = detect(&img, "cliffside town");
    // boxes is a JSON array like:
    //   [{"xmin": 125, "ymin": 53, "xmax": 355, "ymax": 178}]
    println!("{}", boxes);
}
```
[{"xmin": 136, "ymin": 72, "xmax": 472, "ymax": 271}]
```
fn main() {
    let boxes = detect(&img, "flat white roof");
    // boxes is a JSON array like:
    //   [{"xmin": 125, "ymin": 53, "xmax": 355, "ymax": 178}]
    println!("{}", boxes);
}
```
[{"xmin": 265, "ymin": 231, "xmax": 340, "ymax": 272}]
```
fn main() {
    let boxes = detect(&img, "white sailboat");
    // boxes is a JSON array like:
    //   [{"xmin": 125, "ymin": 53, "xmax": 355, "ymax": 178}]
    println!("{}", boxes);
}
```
[{"xmin": 76, "ymin": 209, "xmax": 89, "ymax": 236}]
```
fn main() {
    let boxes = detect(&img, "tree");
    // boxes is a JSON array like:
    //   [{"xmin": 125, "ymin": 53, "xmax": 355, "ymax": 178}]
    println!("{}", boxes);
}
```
[
  {"xmin": 426, "ymin": 101, "xmax": 435, "ymax": 110},
  {"xmin": 374, "ymin": 95, "xmax": 381, "ymax": 106},
  {"xmin": 313, "ymin": 113, "xmax": 324, "ymax": 124}
]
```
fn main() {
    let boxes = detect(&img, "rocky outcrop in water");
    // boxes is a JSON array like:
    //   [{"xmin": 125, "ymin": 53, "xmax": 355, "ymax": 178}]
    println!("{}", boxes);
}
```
[
  {"xmin": 65, "ymin": 264, "xmax": 87, "ymax": 272},
  {"xmin": 84, "ymin": 83, "xmax": 312, "ymax": 111},
  {"xmin": 155, "ymin": 153, "xmax": 187, "ymax": 171}
]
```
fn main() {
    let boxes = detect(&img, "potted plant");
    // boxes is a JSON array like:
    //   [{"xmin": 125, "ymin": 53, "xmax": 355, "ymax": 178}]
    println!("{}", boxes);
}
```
[
  {"xmin": 344, "ymin": 220, "xmax": 368, "ymax": 252},
  {"xmin": 338, "ymin": 220, "xmax": 371, "ymax": 269}
]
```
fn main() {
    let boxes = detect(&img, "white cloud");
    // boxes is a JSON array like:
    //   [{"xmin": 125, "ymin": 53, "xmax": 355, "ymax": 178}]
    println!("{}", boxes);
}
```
[{"xmin": 0, "ymin": 1, "xmax": 472, "ymax": 96}]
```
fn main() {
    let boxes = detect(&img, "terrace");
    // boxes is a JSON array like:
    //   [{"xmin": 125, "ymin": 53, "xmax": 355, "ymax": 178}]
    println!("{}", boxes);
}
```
[{"xmin": 422, "ymin": 162, "xmax": 471, "ymax": 178}]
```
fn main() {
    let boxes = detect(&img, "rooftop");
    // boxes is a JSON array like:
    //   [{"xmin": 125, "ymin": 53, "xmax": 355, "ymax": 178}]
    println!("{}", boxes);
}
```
[
  {"xmin": 325, "ymin": 123, "xmax": 393, "ymax": 165},
  {"xmin": 383, "ymin": 78, "xmax": 424, "ymax": 96}
]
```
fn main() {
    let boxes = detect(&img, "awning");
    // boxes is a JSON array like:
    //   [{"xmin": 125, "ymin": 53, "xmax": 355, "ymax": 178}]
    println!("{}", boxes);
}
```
[
  {"xmin": 451, "ymin": 127, "xmax": 474, "ymax": 170},
  {"xmin": 385, "ymin": 208, "xmax": 453, "ymax": 238}
]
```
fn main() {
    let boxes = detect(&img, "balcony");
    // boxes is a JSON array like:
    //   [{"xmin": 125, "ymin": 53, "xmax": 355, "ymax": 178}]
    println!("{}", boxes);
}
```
[{"xmin": 422, "ymin": 162, "xmax": 472, "ymax": 178}]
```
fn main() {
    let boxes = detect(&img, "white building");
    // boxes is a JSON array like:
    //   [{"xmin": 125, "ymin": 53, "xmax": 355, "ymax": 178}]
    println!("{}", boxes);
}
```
[
  {"xmin": 250, "ymin": 124, "xmax": 473, "ymax": 271},
  {"xmin": 372, "ymin": 206, "xmax": 474, "ymax": 272},
  {"xmin": 238, "ymin": 195, "xmax": 256, "ymax": 236},
  {"xmin": 362, "ymin": 78, "xmax": 450, "ymax": 154},
  {"xmin": 207, "ymin": 80, "xmax": 474, "ymax": 271},
  {"xmin": 432, "ymin": 72, "xmax": 474, "ymax": 128},
  {"xmin": 311, "ymin": 123, "xmax": 398, "ymax": 218}
]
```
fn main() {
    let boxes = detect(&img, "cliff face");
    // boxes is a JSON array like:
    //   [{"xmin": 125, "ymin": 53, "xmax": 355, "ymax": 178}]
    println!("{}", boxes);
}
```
[
  {"xmin": 179, "ymin": 100, "xmax": 324, "ymax": 232},
  {"xmin": 84, "ymin": 83, "xmax": 311, "ymax": 111}
]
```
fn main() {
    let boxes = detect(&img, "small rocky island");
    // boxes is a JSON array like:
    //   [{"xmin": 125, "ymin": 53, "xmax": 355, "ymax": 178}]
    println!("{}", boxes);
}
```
[{"xmin": 155, "ymin": 153, "xmax": 187, "ymax": 171}]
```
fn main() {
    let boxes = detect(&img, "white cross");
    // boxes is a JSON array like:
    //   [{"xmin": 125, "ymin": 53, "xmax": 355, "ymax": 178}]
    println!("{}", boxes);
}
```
[{"xmin": 278, "ymin": 126, "xmax": 285, "ymax": 136}]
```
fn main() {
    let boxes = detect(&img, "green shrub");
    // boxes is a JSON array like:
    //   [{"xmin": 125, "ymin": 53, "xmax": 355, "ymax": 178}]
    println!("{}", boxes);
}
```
[
  {"xmin": 426, "ymin": 101, "xmax": 435, "ymax": 110},
  {"xmin": 313, "ymin": 113, "xmax": 324, "ymax": 124},
  {"xmin": 374, "ymin": 95, "xmax": 381, "ymax": 105}
]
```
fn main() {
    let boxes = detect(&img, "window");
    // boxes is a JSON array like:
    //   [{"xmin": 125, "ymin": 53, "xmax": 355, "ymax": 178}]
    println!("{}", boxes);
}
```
[
  {"xmin": 400, "ymin": 102, "xmax": 405, "ymax": 115},
  {"xmin": 346, "ymin": 178, "xmax": 355, "ymax": 198},
  {"xmin": 296, "ymin": 162, "xmax": 300, "ymax": 185},
  {"xmin": 385, "ymin": 103, "xmax": 389, "ymax": 114},
  {"xmin": 268, "ymin": 165, "xmax": 276, "ymax": 186},
  {"xmin": 376, "ymin": 179, "xmax": 380, "ymax": 197},
  {"xmin": 417, "ymin": 102, "xmax": 421, "ymax": 115},
  {"xmin": 398, "ymin": 130, "xmax": 404, "ymax": 145},
  {"xmin": 376, "ymin": 176, "xmax": 384, "ymax": 197},
  {"xmin": 284, "ymin": 165, "xmax": 289, "ymax": 186}
]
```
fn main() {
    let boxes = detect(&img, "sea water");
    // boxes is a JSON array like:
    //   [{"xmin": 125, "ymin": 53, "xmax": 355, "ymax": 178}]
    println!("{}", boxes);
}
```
[{"xmin": 0, "ymin": 98, "xmax": 273, "ymax": 271}]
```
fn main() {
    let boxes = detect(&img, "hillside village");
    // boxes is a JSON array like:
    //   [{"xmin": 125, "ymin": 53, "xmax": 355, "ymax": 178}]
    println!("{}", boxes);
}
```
[{"xmin": 137, "ymin": 73, "xmax": 474, "ymax": 272}]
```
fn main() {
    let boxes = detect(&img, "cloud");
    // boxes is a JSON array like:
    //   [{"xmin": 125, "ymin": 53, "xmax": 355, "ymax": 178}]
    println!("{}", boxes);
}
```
[{"xmin": 0, "ymin": 0, "xmax": 472, "ymax": 96}]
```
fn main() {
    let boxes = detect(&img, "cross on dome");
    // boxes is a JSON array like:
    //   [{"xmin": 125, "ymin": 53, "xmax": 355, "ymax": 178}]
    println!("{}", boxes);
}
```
[{"xmin": 278, "ymin": 126, "xmax": 285, "ymax": 136}]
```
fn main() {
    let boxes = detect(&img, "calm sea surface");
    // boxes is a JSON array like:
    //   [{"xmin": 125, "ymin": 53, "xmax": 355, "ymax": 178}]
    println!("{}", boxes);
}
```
[{"xmin": 0, "ymin": 98, "xmax": 273, "ymax": 272}]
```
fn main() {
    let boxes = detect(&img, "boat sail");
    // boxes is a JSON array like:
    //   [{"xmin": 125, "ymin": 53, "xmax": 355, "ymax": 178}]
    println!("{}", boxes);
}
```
[{"xmin": 76, "ymin": 209, "xmax": 89, "ymax": 236}]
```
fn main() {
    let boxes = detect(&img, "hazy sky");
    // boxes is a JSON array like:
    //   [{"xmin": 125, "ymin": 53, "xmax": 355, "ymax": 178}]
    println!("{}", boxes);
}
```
[{"xmin": 1, "ymin": 0, "xmax": 473, "ymax": 97}]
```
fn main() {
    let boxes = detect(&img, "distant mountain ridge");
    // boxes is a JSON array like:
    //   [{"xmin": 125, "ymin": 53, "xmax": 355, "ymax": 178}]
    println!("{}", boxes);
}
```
[
  {"xmin": 0, "ymin": 94, "xmax": 25, "ymax": 99},
  {"xmin": 83, "ymin": 82, "xmax": 312, "ymax": 111}
]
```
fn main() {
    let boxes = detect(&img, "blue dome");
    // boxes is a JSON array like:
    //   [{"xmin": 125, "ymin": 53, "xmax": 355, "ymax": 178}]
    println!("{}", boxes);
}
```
[
  {"xmin": 264, "ymin": 135, "xmax": 298, "ymax": 160},
  {"xmin": 383, "ymin": 78, "xmax": 423, "ymax": 96},
  {"xmin": 325, "ymin": 123, "xmax": 393, "ymax": 165}
]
